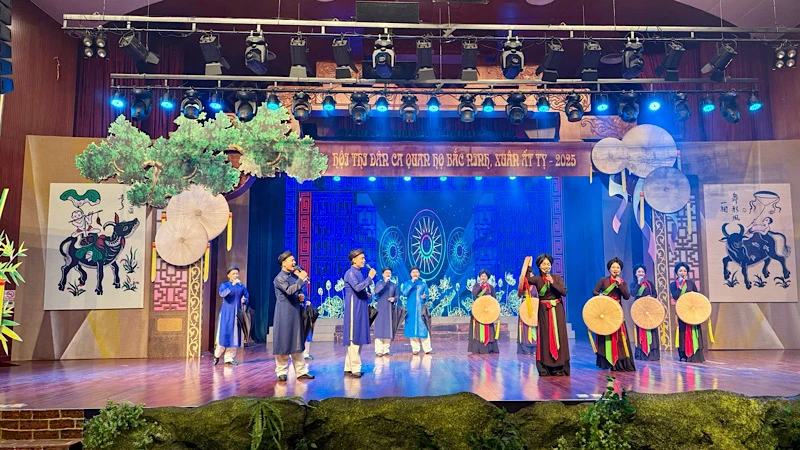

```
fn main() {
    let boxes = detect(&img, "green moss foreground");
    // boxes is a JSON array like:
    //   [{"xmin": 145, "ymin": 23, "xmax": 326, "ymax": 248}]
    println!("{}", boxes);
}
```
[{"xmin": 99, "ymin": 390, "xmax": 800, "ymax": 450}]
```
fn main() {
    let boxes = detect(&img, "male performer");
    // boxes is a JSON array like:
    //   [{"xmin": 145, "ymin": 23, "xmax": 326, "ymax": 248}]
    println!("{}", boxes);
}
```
[
  {"xmin": 214, "ymin": 266, "xmax": 249, "ymax": 365},
  {"xmin": 273, "ymin": 251, "xmax": 315, "ymax": 381},
  {"xmin": 343, "ymin": 249, "xmax": 376, "ymax": 377},
  {"xmin": 373, "ymin": 268, "xmax": 399, "ymax": 356},
  {"xmin": 401, "ymin": 267, "xmax": 433, "ymax": 355}
]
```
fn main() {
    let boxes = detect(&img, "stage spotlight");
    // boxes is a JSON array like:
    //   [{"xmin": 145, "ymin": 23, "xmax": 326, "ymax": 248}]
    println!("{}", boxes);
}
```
[
  {"xmin": 646, "ymin": 96, "xmax": 662, "ymax": 111},
  {"xmin": 673, "ymin": 93, "xmax": 690, "ymax": 121},
  {"xmin": 482, "ymin": 96, "xmax": 495, "ymax": 113},
  {"xmin": 501, "ymin": 37, "xmax": 524, "ymax": 80},
  {"xmin": 618, "ymin": 92, "xmax": 639, "ymax": 123},
  {"xmin": 245, "ymin": 33, "xmax": 269, "ymax": 75},
  {"xmin": 333, "ymin": 176, "xmax": 342, "ymax": 182},
  {"xmin": 458, "ymin": 94, "xmax": 477, "ymax": 123},
  {"xmin": 440, "ymin": 176, "xmax": 447, "ymax": 181},
  {"xmin": 199, "ymin": 34, "xmax": 229, "ymax": 75},
  {"xmin": 289, "ymin": 35, "xmax": 310, "ymax": 78},
  {"xmin": 119, "ymin": 32, "xmax": 160, "ymax": 73},
  {"xmin": 235, "ymin": 90, "xmax": 258, "ymax": 122},
  {"xmin": 427, "ymin": 96, "xmax": 440, "ymax": 112},
  {"xmin": 322, "ymin": 95, "xmax": 336, "ymax": 112},
  {"xmin": 82, "ymin": 32, "xmax": 93, "ymax": 48},
  {"xmin": 536, "ymin": 95, "xmax": 551, "ymax": 112},
  {"xmin": 461, "ymin": 40, "xmax": 479, "ymax": 81},
  {"xmin": 208, "ymin": 91, "xmax": 224, "ymax": 112},
  {"xmin": 368, "ymin": 176, "xmax": 377, "ymax": 182},
  {"xmin": 349, "ymin": 92, "xmax": 370, "ymax": 125},
  {"xmin": 564, "ymin": 93, "xmax": 583, "ymax": 122},
  {"xmin": 373, "ymin": 35, "xmax": 395, "ymax": 79},
  {"xmin": 505, "ymin": 93, "xmax": 527, "ymax": 124},
  {"xmin": 375, "ymin": 96, "xmax": 389, "ymax": 112},
  {"xmin": 403, "ymin": 176, "xmax": 412, "ymax": 181},
  {"xmin": 535, "ymin": 39, "xmax": 564, "ymax": 82},
  {"xmin": 110, "ymin": 90, "xmax": 126, "ymax": 109},
  {"xmin": 332, "ymin": 37, "xmax": 357, "ymax": 79},
  {"xmin": 545, "ymin": 175, "xmax": 553, "ymax": 180},
  {"xmin": 580, "ymin": 40, "xmax": 602, "ymax": 81},
  {"xmin": 81, "ymin": 31, "xmax": 107, "ymax": 59},
  {"xmin": 593, "ymin": 93, "xmax": 610, "ymax": 112},
  {"xmin": 181, "ymin": 89, "xmax": 203, "ymax": 119},
  {"xmin": 416, "ymin": 40, "xmax": 435, "ymax": 81},
  {"xmin": 719, "ymin": 92, "xmax": 740, "ymax": 123},
  {"xmin": 475, "ymin": 176, "xmax": 483, "ymax": 181},
  {"xmin": 95, "ymin": 32, "xmax": 107, "ymax": 49},
  {"xmin": 509, "ymin": 176, "xmax": 517, "ymax": 180},
  {"xmin": 292, "ymin": 92, "xmax": 311, "ymax": 121},
  {"xmin": 400, "ymin": 94, "xmax": 419, "ymax": 123},
  {"xmin": 159, "ymin": 91, "xmax": 175, "ymax": 110},
  {"xmin": 266, "ymin": 93, "xmax": 280, "ymax": 110},
  {"xmin": 701, "ymin": 95, "xmax": 715, "ymax": 113},
  {"xmin": 702, "ymin": 42, "xmax": 737, "ymax": 82},
  {"xmin": 130, "ymin": 88, "xmax": 152, "ymax": 121},
  {"xmin": 622, "ymin": 37, "xmax": 644, "ymax": 79},
  {"xmin": 747, "ymin": 92, "xmax": 763, "ymax": 111},
  {"xmin": 655, "ymin": 41, "xmax": 685, "ymax": 81}
]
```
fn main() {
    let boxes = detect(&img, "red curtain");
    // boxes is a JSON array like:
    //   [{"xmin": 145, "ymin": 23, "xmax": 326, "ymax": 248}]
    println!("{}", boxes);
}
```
[{"xmin": 73, "ymin": 35, "xmax": 186, "ymax": 139}]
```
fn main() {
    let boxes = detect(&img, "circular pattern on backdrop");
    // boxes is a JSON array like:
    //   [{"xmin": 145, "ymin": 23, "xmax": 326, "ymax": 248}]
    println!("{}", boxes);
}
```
[
  {"xmin": 379, "ymin": 226, "xmax": 406, "ymax": 271},
  {"xmin": 447, "ymin": 227, "xmax": 471, "ymax": 275},
  {"xmin": 622, "ymin": 124, "xmax": 678, "ymax": 178},
  {"xmin": 407, "ymin": 209, "xmax": 446, "ymax": 280},
  {"xmin": 642, "ymin": 167, "xmax": 691, "ymax": 213}
]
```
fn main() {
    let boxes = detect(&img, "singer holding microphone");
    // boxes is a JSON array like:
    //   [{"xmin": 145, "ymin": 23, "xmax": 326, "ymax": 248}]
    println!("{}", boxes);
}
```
[
  {"xmin": 343, "ymin": 249, "xmax": 376, "ymax": 378},
  {"xmin": 272, "ymin": 251, "xmax": 315, "ymax": 381},
  {"xmin": 214, "ymin": 266, "xmax": 249, "ymax": 366},
  {"xmin": 401, "ymin": 266, "xmax": 433, "ymax": 355},
  {"xmin": 592, "ymin": 257, "xmax": 636, "ymax": 372},
  {"xmin": 671, "ymin": 262, "xmax": 705, "ymax": 363}
]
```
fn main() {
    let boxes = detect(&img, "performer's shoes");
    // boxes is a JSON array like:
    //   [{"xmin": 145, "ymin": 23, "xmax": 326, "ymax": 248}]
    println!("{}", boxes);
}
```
[
  {"xmin": 344, "ymin": 371, "xmax": 351, "ymax": 375},
  {"xmin": 348, "ymin": 371, "xmax": 363, "ymax": 378},
  {"xmin": 212, "ymin": 357, "xmax": 219, "ymax": 365},
  {"xmin": 384, "ymin": 353, "xmax": 391, "ymax": 356},
  {"xmin": 297, "ymin": 374, "xmax": 315, "ymax": 380},
  {"xmin": 425, "ymin": 350, "xmax": 435, "ymax": 355},
  {"xmin": 304, "ymin": 354, "xmax": 314, "ymax": 360},
  {"xmin": 375, "ymin": 353, "xmax": 384, "ymax": 357},
  {"xmin": 225, "ymin": 360, "xmax": 239, "ymax": 366},
  {"xmin": 277, "ymin": 375, "xmax": 288, "ymax": 382},
  {"xmin": 412, "ymin": 351, "xmax": 419, "ymax": 355}
]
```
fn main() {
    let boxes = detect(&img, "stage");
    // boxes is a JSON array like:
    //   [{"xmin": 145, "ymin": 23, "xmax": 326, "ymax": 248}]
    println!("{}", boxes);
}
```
[{"xmin": 2, "ymin": 340, "xmax": 799, "ymax": 410}]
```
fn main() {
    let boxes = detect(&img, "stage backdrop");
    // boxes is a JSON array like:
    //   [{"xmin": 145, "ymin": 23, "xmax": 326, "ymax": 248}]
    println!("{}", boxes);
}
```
[
  {"xmin": 44, "ymin": 183, "xmax": 147, "ymax": 310},
  {"xmin": 285, "ymin": 177, "xmax": 555, "ymax": 319},
  {"xmin": 702, "ymin": 183, "xmax": 796, "ymax": 303}
]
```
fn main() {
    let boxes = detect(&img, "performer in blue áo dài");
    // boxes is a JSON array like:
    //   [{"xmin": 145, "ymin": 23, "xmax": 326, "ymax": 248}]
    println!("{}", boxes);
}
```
[
  {"xmin": 401, "ymin": 267, "xmax": 433, "ymax": 355},
  {"xmin": 343, "ymin": 249, "xmax": 376, "ymax": 378},
  {"xmin": 631, "ymin": 264, "xmax": 660, "ymax": 361},
  {"xmin": 214, "ymin": 266, "xmax": 249, "ymax": 366},
  {"xmin": 373, "ymin": 267, "xmax": 399, "ymax": 356},
  {"xmin": 272, "ymin": 251, "xmax": 315, "ymax": 381}
]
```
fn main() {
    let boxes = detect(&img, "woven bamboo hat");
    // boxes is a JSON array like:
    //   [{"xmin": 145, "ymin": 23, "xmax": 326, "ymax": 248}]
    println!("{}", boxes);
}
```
[
  {"xmin": 676, "ymin": 292, "xmax": 712, "ymax": 325},
  {"xmin": 518, "ymin": 296, "xmax": 539, "ymax": 327},
  {"xmin": 583, "ymin": 295, "xmax": 624, "ymax": 335},
  {"xmin": 631, "ymin": 296, "xmax": 665, "ymax": 330},
  {"xmin": 155, "ymin": 216, "xmax": 209, "ymax": 266},
  {"xmin": 473, "ymin": 295, "xmax": 501, "ymax": 324}
]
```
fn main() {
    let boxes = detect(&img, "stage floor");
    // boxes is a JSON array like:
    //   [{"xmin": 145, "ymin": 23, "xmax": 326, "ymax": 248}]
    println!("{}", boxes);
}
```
[{"xmin": 2, "ymin": 341, "xmax": 800, "ymax": 409}]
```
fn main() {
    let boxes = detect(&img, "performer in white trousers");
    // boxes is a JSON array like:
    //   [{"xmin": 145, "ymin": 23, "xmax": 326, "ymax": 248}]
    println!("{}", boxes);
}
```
[
  {"xmin": 272, "ymin": 251, "xmax": 315, "ymax": 381},
  {"xmin": 401, "ymin": 267, "xmax": 433, "ymax": 355},
  {"xmin": 214, "ymin": 266, "xmax": 248, "ymax": 365},
  {"xmin": 342, "ymin": 249, "xmax": 376, "ymax": 378}
]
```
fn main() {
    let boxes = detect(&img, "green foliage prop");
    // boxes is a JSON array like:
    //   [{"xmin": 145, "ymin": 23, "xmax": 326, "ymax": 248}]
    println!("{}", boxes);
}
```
[
  {"xmin": 0, "ymin": 188, "xmax": 24, "ymax": 355},
  {"xmin": 83, "ymin": 400, "xmax": 166, "ymax": 450},
  {"xmin": 468, "ymin": 409, "xmax": 525, "ymax": 450},
  {"xmin": 76, "ymin": 106, "xmax": 327, "ymax": 208},
  {"xmin": 558, "ymin": 376, "xmax": 634, "ymax": 450}
]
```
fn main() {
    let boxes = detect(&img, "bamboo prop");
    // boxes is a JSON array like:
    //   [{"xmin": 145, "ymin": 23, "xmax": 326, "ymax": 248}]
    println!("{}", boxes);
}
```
[
  {"xmin": 0, "ymin": 188, "xmax": 8, "ymax": 220},
  {"xmin": 151, "ymin": 242, "xmax": 157, "ymax": 282},
  {"xmin": 226, "ymin": 212, "xmax": 233, "ymax": 251},
  {"xmin": 203, "ymin": 243, "xmax": 210, "ymax": 282}
]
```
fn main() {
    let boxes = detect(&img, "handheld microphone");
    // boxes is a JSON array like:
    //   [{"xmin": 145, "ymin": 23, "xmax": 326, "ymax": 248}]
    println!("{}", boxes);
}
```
[{"xmin": 294, "ymin": 265, "xmax": 310, "ymax": 282}]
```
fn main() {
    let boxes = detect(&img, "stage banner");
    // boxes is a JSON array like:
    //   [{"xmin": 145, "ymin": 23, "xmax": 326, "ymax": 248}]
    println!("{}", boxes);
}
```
[
  {"xmin": 316, "ymin": 142, "xmax": 591, "ymax": 177},
  {"xmin": 44, "ymin": 183, "xmax": 147, "ymax": 310},
  {"xmin": 703, "ymin": 183, "xmax": 797, "ymax": 303}
]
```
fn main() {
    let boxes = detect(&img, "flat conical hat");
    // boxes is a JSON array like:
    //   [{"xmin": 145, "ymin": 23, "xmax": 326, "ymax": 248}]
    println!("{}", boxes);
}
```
[
  {"xmin": 583, "ymin": 295, "xmax": 624, "ymax": 335},
  {"xmin": 518, "ymin": 296, "xmax": 539, "ymax": 327},
  {"xmin": 676, "ymin": 292, "xmax": 712, "ymax": 325},
  {"xmin": 631, "ymin": 296, "xmax": 665, "ymax": 330},
  {"xmin": 166, "ymin": 185, "xmax": 230, "ymax": 240},
  {"xmin": 473, "ymin": 295, "xmax": 501, "ymax": 324},
  {"xmin": 155, "ymin": 217, "xmax": 209, "ymax": 266}
]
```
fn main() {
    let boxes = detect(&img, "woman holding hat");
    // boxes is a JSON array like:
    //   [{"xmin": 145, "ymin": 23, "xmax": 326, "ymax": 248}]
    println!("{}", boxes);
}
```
[
  {"xmin": 592, "ymin": 257, "xmax": 636, "ymax": 372},
  {"xmin": 631, "ymin": 264, "xmax": 660, "ymax": 361},
  {"xmin": 519, "ymin": 254, "xmax": 570, "ymax": 376},
  {"xmin": 671, "ymin": 262, "xmax": 705, "ymax": 363},
  {"xmin": 468, "ymin": 269, "xmax": 499, "ymax": 355},
  {"xmin": 214, "ymin": 265, "xmax": 249, "ymax": 366}
]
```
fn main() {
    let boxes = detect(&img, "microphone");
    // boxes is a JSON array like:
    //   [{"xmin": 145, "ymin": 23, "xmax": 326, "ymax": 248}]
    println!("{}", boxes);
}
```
[{"xmin": 294, "ymin": 265, "xmax": 310, "ymax": 282}]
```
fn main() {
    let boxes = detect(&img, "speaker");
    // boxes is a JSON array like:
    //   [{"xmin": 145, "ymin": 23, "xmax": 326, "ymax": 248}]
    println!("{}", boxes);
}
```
[{"xmin": 356, "ymin": 2, "xmax": 419, "ymax": 24}]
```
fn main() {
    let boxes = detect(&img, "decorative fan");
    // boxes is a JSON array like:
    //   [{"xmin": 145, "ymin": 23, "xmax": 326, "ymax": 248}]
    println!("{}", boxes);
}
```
[
  {"xmin": 166, "ymin": 185, "xmax": 230, "ymax": 240},
  {"xmin": 155, "ymin": 216, "xmax": 209, "ymax": 266}
]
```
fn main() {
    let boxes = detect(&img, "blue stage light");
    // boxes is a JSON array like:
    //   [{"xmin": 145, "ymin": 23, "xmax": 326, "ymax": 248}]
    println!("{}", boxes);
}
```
[
  {"xmin": 509, "ymin": 176, "xmax": 517, "ymax": 180},
  {"xmin": 545, "ymin": 175, "xmax": 553, "ymax": 180},
  {"xmin": 701, "ymin": 95, "xmax": 715, "ymax": 113},
  {"xmin": 475, "ymin": 176, "xmax": 483, "ymax": 181},
  {"xmin": 376, "ymin": 96, "xmax": 389, "ymax": 112},
  {"xmin": 266, "ymin": 93, "xmax": 280, "ymax": 110},
  {"xmin": 439, "ymin": 176, "xmax": 447, "ymax": 181},
  {"xmin": 403, "ymin": 176, "xmax": 411, "ymax": 181},
  {"xmin": 322, "ymin": 95, "xmax": 336, "ymax": 111},
  {"xmin": 368, "ymin": 176, "xmax": 377, "ymax": 182},
  {"xmin": 747, "ymin": 93, "xmax": 763, "ymax": 111},
  {"xmin": 208, "ymin": 91, "xmax": 224, "ymax": 111},
  {"xmin": 110, "ymin": 91, "xmax": 125, "ymax": 108},
  {"xmin": 333, "ymin": 176, "xmax": 341, "ymax": 182},
  {"xmin": 482, "ymin": 97, "xmax": 495, "ymax": 113},
  {"xmin": 427, "ymin": 96, "xmax": 440, "ymax": 112},
  {"xmin": 159, "ymin": 98, "xmax": 175, "ymax": 110},
  {"xmin": 648, "ymin": 99, "xmax": 662, "ymax": 111}
]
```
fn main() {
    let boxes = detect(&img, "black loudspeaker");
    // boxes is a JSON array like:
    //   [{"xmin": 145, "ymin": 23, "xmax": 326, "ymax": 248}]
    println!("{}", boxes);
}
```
[{"xmin": 356, "ymin": 2, "xmax": 419, "ymax": 24}]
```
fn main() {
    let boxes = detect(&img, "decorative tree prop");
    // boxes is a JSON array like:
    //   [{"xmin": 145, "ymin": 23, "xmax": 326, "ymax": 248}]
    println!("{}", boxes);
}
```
[
  {"xmin": 76, "ymin": 105, "xmax": 328, "ymax": 208},
  {"xmin": 0, "ymin": 188, "xmax": 25, "ymax": 355}
]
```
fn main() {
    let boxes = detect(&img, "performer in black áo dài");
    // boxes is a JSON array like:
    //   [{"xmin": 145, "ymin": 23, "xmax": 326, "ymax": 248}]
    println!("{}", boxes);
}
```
[
  {"xmin": 631, "ymin": 264, "xmax": 660, "ymax": 361},
  {"xmin": 671, "ymin": 262, "xmax": 706, "ymax": 363},
  {"xmin": 468, "ymin": 269, "xmax": 499, "ymax": 354},
  {"xmin": 592, "ymin": 257, "xmax": 636, "ymax": 372}
]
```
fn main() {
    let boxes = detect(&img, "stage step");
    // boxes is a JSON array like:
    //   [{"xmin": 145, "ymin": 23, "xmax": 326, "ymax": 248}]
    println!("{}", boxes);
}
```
[
  {"xmin": 0, "ymin": 440, "xmax": 81, "ymax": 449},
  {"xmin": 266, "ymin": 317, "xmax": 575, "ymax": 343}
]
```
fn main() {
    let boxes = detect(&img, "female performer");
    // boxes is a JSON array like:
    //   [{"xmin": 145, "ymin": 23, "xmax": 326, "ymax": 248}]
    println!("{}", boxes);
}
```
[
  {"xmin": 592, "ymin": 257, "xmax": 636, "ymax": 372},
  {"xmin": 670, "ymin": 262, "xmax": 705, "ymax": 363},
  {"xmin": 631, "ymin": 264, "xmax": 660, "ymax": 361},
  {"xmin": 401, "ymin": 267, "xmax": 433, "ymax": 355},
  {"xmin": 214, "ymin": 266, "xmax": 249, "ymax": 366},
  {"xmin": 519, "ymin": 254, "xmax": 570, "ymax": 376},
  {"xmin": 468, "ymin": 269, "xmax": 499, "ymax": 354}
]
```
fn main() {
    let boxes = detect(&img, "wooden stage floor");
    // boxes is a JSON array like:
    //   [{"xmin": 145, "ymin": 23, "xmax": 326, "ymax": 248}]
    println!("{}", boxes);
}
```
[{"xmin": 2, "ymin": 340, "xmax": 800, "ymax": 409}]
